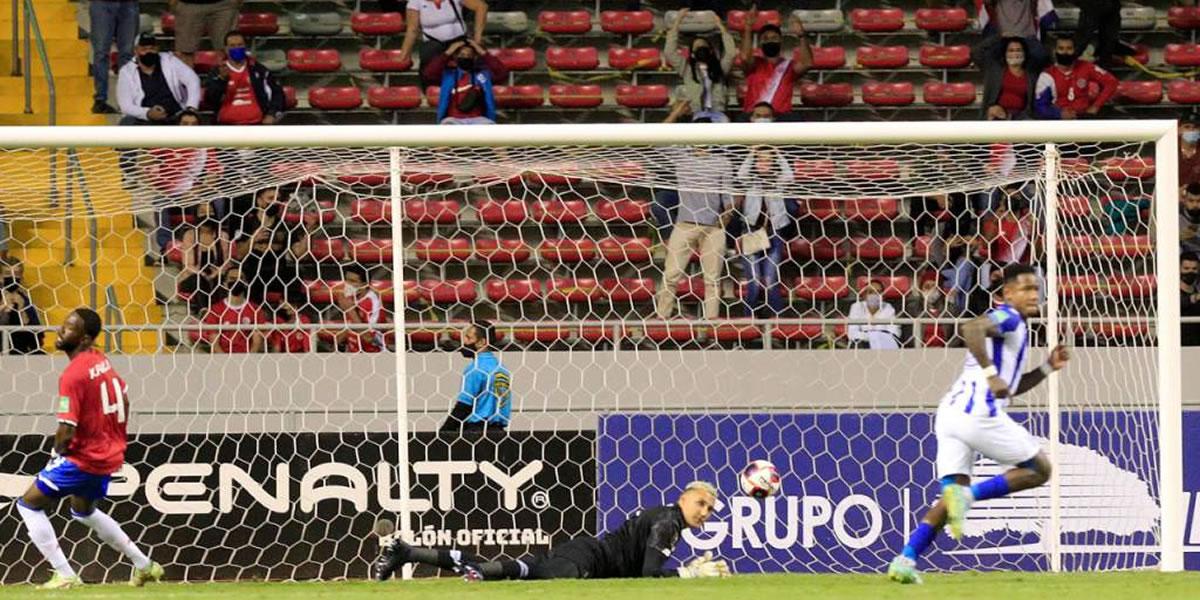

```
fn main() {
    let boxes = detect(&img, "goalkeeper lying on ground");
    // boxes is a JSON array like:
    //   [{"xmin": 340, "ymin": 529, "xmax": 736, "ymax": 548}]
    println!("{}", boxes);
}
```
[{"xmin": 374, "ymin": 481, "xmax": 730, "ymax": 581}]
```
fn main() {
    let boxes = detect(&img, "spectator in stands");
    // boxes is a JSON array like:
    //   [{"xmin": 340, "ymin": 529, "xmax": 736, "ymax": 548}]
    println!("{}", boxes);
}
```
[
  {"xmin": 178, "ymin": 216, "xmax": 232, "ymax": 314},
  {"xmin": 1104, "ymin": 193, "xmax": 1151, "ymax": 236},
  {"xmin": 0, "ymin": 214, "xmax": 8, "ymax": 263},
  {"xmin": 976, "ymin": 36, "xmax": 1046, "ymax": 120},
  {"xmin": 1074, "ymin": 0, "xmax": 1130, "ymax": 65},
  {"xmin": 288, "ymin": 210, "xmax": 325, "ymax": 262},
  {"xmin": 1034, "ymin": 36, "xmax": 1117, "ymax": 120},
  {"xmin": 908, "ymin": 278, "xmax": 947, "ymax": 319},
  {"xmin": 942, "ymin": 236, "xmax": 993, "ymax": 316},
  {"xmin": 1183, "ymin": 184, "xmax": 1200, "ymax": 254},
  {"xmin": 203, "ymin": 32, "xmax": 286, "ymax": 125},
  {"xmin": 0, "ymin": 259, "xmax": 43, "ymax": 355},
  {"xmin": 424, "ymin": 38, "xmax": 507, "ymax": 125},
  {"xmin": 201, "ymin": 278, "xmax": 266, "ymax": 353},
  {"xmin": 335, "ymin": 266, "xmax": 384, "ymax": 353},
  {"xmin": 239, "ymin": 230, "xmax": 298, "ymax": 307},
  {"xmin": 738, "ymin": 8, "xmax": 812, "ymax": 120},
  {"xmin": 736, "ymin": 146, "xmax": 794, "ymax": 317},
  {"xmin": 847, "ymin": 281, "xmax": 902, "ymax": 350},
  {"xmin": 118, "ymin": 34, "xmax": 201, "ymax": 126},
  {"xmin": 981, "ymin": 183, "xmax": 1033, "ymax": 265},
  {"xmin": 227, "ymin": 187, "xmax": 282, "ymax": 253},
  {"xmin": 1179, "ymin": 115, "xmax": 1200, "ymax": 189},
  {"xmin": 144, "ymin": 110, "xmax": 218, "ymax": 255},
  {"xmin": 655, "ymin": 147, "xmax": 734, "ymax": 321},
  {"xmin": 666, "ymin": 9, "xmax": 736, "ymax": 122},
  {"xmin": 980, "ymin": 0, "xmax": 1044, "ymax": 40},
  {"xmin": 172, "ymin": 0, "xmax": 239, "ymax": 68},
  {"xmin": 89, "ymin": 0, "xmax": 139, "ymax": 114},
  {"xmin": 268, "ymin": 302, "xmax": 312, "ymax": 354},
  {"xmin": 441, "ymin": 320, "xmax": 512, "ymax": 433},
  {"xmin": 749, "ymin": 102, "xmax": 776, "ymax": 123},
  {"xmin": 1183, "ymin": 254, "xmax": 1200, "ymax": 346},
  {"xmin": 400, "ymin": 0, "xmax": 489, "ymax": 87}
]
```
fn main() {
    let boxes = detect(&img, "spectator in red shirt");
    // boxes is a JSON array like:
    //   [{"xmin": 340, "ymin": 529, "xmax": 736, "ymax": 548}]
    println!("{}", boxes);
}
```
[
  {"xmin": 976, "ymin": 36, "xmax": 1046, "ymax": 120},
  {"xmin": 268, "ymin": 303, "xmax": 311, "ymax": 353},
  {"xmin": 335, "ymin": 266, "xmax": 385, "ymax": 353},
  {"xmin": 737, "ymin": 7, "xmax": 812, "ymax": 119},
  {"xmin": 201, "ymin": 280, "xmax": 266, "ymax": 353},
  {"xmin": 423, "ymin": 38, "xmax": 507, "ymax": 125},
  {"xmin": 1034, "ymin": 36, "xmax": 1117, "ymax": 120},
  {"xmin": 1179, "ymin": 115, "xmax": 1200, "ymax": 189},
  {"xmin": 203, "ymin": 32, "xmax": 286, "ymax": 125}
]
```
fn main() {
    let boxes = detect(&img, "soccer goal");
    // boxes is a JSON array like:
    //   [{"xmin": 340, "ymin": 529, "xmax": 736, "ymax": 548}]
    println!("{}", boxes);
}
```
[{"xmin": 0, "ymin": 120, "xmax": 1182, "ymax": 583}]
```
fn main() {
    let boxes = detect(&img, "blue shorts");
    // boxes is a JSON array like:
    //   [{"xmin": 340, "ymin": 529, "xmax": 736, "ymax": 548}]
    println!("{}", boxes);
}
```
[{"xmin": 35, "ymin": 457, "xmax": 111, "ymax": 501}]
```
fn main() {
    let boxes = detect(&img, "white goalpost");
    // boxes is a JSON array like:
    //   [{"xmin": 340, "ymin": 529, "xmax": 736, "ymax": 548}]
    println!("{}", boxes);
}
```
[{"xmin": 0, "ymin": 120, "xmax": 1183, "ymax": 582}]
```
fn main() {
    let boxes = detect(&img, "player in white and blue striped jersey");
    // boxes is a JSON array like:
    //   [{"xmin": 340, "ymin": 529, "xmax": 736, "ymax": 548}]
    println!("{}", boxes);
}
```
[{"xmin": 888, "ymin": 264, "xmax": 1071, "ymax": 584}]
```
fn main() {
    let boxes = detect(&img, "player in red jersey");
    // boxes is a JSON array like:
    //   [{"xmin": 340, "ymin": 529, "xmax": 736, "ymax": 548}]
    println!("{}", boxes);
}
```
[{"xmin": 15, "ymin": 308, "xmax": 163, "ymax": 589}]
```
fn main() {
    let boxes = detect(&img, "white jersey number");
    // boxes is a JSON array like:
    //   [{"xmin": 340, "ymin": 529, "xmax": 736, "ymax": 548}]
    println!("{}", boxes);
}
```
[{"xmin": 99, "ymin": 379, "xmax": 127, "ymax": 424}]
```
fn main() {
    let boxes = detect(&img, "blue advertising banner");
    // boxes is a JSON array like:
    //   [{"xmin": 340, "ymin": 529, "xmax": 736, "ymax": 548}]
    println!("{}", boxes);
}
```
[{"xmin": 598, "ymin": 412, "xmax": 1198, "ymax": 574}]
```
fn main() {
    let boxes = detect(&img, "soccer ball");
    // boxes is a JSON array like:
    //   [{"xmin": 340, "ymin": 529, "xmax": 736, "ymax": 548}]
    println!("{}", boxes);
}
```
[{"xmin": 739, "ymin": 460, "xmax": 782, "ymax": 498}]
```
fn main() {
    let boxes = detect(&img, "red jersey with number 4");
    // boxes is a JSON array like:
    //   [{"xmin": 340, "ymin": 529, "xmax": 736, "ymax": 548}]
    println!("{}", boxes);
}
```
[
  {"xmin": 56, "ymin": 349, "xmax": 128, "ymax": 475},
  {"xmin": 217, "ymin": 63, "xmax": 265, "ymax": 125}
]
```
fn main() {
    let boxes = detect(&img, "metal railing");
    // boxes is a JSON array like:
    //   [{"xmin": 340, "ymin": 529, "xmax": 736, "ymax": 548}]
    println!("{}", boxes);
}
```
[{"xmin": 13, "ymin": 0, "xmax": 55, "ymax": 124}]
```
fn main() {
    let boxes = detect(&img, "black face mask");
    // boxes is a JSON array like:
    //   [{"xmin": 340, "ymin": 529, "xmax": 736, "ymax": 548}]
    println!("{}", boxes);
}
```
[
  {"xmin": 1055, "ymin": 52, "xmax": 1075, "ymax": 66},
  {"xmin": 1187, "ymin": 208, "xmax": 1200, "ymax": 220},
  {"xmin": 693, "ymin": 47, "xmax": 713, "ymax": 62},
  {"xmin": 459, "ymin": 347, "xmax": 476, "ymax": 359},
  {"xmin": 1, "ymin": 277, "xmax": 16, "ymax": 290},
  {"xmin": 761, "ymin": 42, "xmax": 782, "ymax": 58},
  {"xmin": 139, "ymin": 52, "xmax": 160, "ymax": 68},
  {"xmin": 457, "ymin": 57, "xmax": 475, "ymax": 71},
  {"xmin": 1184, "ymin": 272, "xmax": 1199, "ymax": 285}
]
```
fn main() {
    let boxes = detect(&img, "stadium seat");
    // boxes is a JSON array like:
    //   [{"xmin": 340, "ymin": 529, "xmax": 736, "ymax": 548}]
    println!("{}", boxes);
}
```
[
  {"xmin": 674, "ymin": 276, "xmax": 706, "ymax": 301},
  {"xmin": 911, "ymin": 236, "xmax": 934, "ymax": 260},
  {"xmin": 161, "ymin": 13, "xmax": 175, "ymax": 33},
  {"xmin": 306, "ymin": 279, "xmax": 409, "ymax": 304},
  {"xmin": 726, "ymin": 9, "xmax": 782, "ymax": 31},
  {"xmin": 1108, "ymin": 274, "xmax": 1155, "ymax": 297},
  {"xmin": 793, "ymin": 160, "xmax": 837, "ymax": 180},
  {"xmin": 414, "ymin": 238, "xmax": 472, "ymax": 263},
  {"xmin": 857, "ymin": 46, "xmax": 909, "ymax": 69},
  {"xmin": 351, "ymin": 12, "xmax": 404, "ymax": 36},
  {"xmin": 848, "ymin": 237, "xmax": 905, "ymax": 261},
  {"xmin": 474, "ymin": 238, "xmax": 532, "ymax": 263},
  {"xmin": 282, "ymin": 86, "xmax": 297, "ymax": 109},
  {"xmin": 597, "ymin": 236, "xmax": 652, "ymax": 263},
  {"xmin": 664, "ymin": 10, "xmax": 718, "ymax": 33},
  {"xmin": 810, "ymin": 46, "xmax": 847, "ymax": 70},
  {"xmin": 1169, "ymin": 6, "xmax": 1200, "ymax": 30},
  {"xmin": 1103, "ymin": 156, "xmax": 1154, "ymax": 180},
  {"xmin": 1058, "ymin": 157, "xmax": 1091, "ymax": 176},
  {"xmin": 1121, "ymin": 5, "xmax": 1156, "ymax": 30},
  {"xmin": 1058, "ymin": 195, "xmax": 1093, "ymax": 218},
  {"xmin": 847, "ymin": 159, "xmax": 901, "ymax": 180},
  {"xmin": 305, "ymin": 238, "xmax": 345, "ymax": 261},
  {"xmin": 396, "ymin": 199, "xmax": 459, "ymax": 224},
  {"xmin": 349, "ymin": 239, "xmax": 393, "ymax": 263},
  {"xmin": 1116, "ymin": 81, "xmax": 1162, "ymax": 105},
  {"xmin": 856, "ymin": 275, "xmax": 911, "ymax": 300},
  {"xmin": 608, "ymin": 47, "xmax": 661, "ymax": 70},
  {"xmin": 640, "ymin": 323, "xmax": 701, "ymax": 344},
  {"xmin": 288, "ymin": 49, "xmax": 342, "ymax": 73},
  {"xmin": 549, "ymin": 84, "xmax": 603, "ymax": 108},
  {"xmin": 539, "ymin": 238, "xmax": 598, "ymax": 263},
  {"xmin": 1061, "ymin": 235, "xmax": 1152, "ymax": 258},
  {"xmin": 922, "ymin": 324, "xmax": 949, "ymax": 347},
  {"xmin": 1058, "ymin": 275, "xmax": 1100, "ymax": 299},
  {"xmin": 532, "ymin": 199, "xmax": 588, "ymax": 223},
  {"xmin": 485, "ymin": 278, "xmax": 543, "ymax": 303},
  {"xmin": 510, "ymin": 325, "xmax": 572, "ymax": 345},
  {"xmin": 1166, "ymin": 43, "xmax": 1200, "ymax": 67},
  {"xmin": 919, "ymin": 44, "xmax": 971, "ymax": 69},
  {"xmin": 862, "ymin": 81, "xmax": 915, "ymax": 106},
  {"xmin": 539, "ymin": 10, "xmax": 592, "ymax": 34},
  {"xmin": 1054, "ymin": 7, "xmax": 1080, "ymax": 29},
  {"xmin": 915, "ymin": 8, "xmax": 968, "ymax": 32},
  {"xmin": 771, "ymin": 324, "xmax": 826, "ymax": 341},
  {"xmin": 493, "ymin": 85, "xmax": 545, "ymax": 108},
  {"xmin": 420, "ymin": 279, "xmax": 477, "ymax": 305},
  {"xmin": 800, "ymin": 83, "xmax": 854, "ymax": 107},
  {"xmin": 850, "ymin": 8, "xmax": 905, "ymax": 32},
  {"xmin": 600, "ymin": 10, "xmax": 654, "ymax": 35},
  {"xmin": 594, "ymin": 198, "xmax": 650, "ymax": 223},
  {"xmin": 1168, "ymin": 80, "xmax": 1200, "ymax": 104},
  {"xmin": 844, "ymin": 198, "xmax": 899, "ymax": 221},
  {"xmin": 546, "ymin": 278, "xmax": 602, "ymax": 302},
  {"xmin": 793, "ymin": 9, "xmax": 845, "ymax": 33},
  {"xmin": 792, "ymin": 275, "xmax": 850, "ymax": 302},
  {"xmin": 476, "ymin": 199, "xmax": 528, "ymax": 224},
  {"xmin": 424, "ymin": 86, "xmax": 440, "ymax": 107},
  {"xmin": 711, "ymin": 322, "xmax": 764, "ymax": 344},
  {"xmin": 788, "ymin": 238, "xmax": 844, "ymax": 261},
  {"xmin": 367, "ymin": 86, "xmax": 422, "ymax": 109},
  {"xmin": 359, "ymin": 49, "xmax": 412, "ymax": 72},
  {"xmin": 308, "ymin": 86, "xmax": 361, "ymax": 110},
  {"xmin": 192, "ymin": 50, "xmax": 222, "ymax": 74},
  {"xmin": 289, "ymin": 12, "xmax": 344, "ymax": 35},
  {"xmin": 237, "ymin": 12, "xmax": 279, "ymax": 36},
  {"xmin": 546, "ymin": 47, "xmax": 600, "ymax": 70},
  {"xmin": 282, "ymin": 201, "xmax": 335, "ymax": 224},
  {"xmin": 488, "ymin": 47, "xmax": 537, "ymax": 71},
  {"xmin": 616, "ymin": 84, "xmax": 670, "ymax": 108},
  {"xmin": 602, "ymin": 277, "xmax": 655, "ymax": 302},
  {"xmin": 923, "ymin": 82, "xmax": 977, "ymax": 106},
  {"xmin": 799, "ymin": 198, "xmax": 839, "ymax": 220},
  {"xmin": 486, "ymin": 11, "xmax": 529, "ymax": 34}
]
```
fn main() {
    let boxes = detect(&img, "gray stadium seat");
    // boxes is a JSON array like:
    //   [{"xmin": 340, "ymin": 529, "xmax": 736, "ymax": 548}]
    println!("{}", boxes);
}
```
[
  {"xmin": 486, "ymin": 11, "xmax": 529, "ymax": 34},
  {"xmin": 664, "ymin": 10, "xmax": 717, "ymax": 33},
  {"xmin": 256, "ymin": 49, "xmax": 288, "ymax": 72},
  {"xmin": 1121, "ymin": 5, "xmax": 1157, "ymax": 30},
  {"xmin": 1054, "ymin": 7, "xmax": 1080, "ymax": 30},
  {"xmin": 139, "ymin": 14, "xmax": 155, "ymax": 34},
  {"xmin": 290, "ymin": 12, "xmax": 344, "ymax": 36},
  {"xmin": 794, "ymin": 10, "xmax": 845, "ymax": 34}
]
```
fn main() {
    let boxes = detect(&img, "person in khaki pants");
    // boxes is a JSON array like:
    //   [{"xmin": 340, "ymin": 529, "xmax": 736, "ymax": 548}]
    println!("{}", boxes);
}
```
[
  {"xmin": 171, "ymin": 0, "xmax": 240, "ymax": 67},
  {"xmin": 655, "ymin": 148, "xmax": 733, "ymax": 321}
]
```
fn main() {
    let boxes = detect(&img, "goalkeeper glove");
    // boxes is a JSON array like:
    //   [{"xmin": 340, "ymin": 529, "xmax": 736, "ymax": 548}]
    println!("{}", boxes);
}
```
[{"xmin": 677, "ymin": 551, "xmax": 732, "ymax": 578}]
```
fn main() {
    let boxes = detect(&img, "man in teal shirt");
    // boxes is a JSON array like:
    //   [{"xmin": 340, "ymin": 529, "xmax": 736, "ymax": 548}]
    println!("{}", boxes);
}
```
[{"xmin": 441, "ymin": 320, "xmax": 512, "ymax": 433}]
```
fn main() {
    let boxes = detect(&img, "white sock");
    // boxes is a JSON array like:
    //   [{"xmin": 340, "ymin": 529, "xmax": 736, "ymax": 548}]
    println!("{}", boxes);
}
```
[
  {"xmin": 17, "ymin": 501, "xmax": 76, "ymax": 578},
  {"xmin": 72, "ymin": 508, "xmax": 151, "ymax": 570}
]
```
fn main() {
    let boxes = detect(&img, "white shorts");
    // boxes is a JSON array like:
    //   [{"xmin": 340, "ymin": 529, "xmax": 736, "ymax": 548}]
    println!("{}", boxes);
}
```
[{"xmin": 935, "ymin": 403, "xmax": 1043, "ymax": 479}]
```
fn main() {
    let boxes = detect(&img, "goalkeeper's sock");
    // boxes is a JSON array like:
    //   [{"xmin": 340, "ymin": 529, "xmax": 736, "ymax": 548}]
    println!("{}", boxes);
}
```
[
  {"xmin": 970, "ymin": 475, "xmax": 1011, "ymax": 502},
  {"xmin": 478, "ymin": 559, "xmax": 528, "ymax": 580},
  {"xmin": 71, "ymin": 508, "xmax": 151, "ymax": 570},
  {"xmin": 900, "ymin": 522, "xmax": 937, "ymax": 561},
  {"xmin": 17, "ymin": 500, "xmax": 76, "ymax": 578},
  {"xmin": 407, "ymin": 547, "xmax": 473, "ymax": 571}
]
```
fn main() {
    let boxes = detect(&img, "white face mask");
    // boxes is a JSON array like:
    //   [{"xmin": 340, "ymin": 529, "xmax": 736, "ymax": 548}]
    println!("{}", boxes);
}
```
[
  {"xmin": 343, "ymin": 284, "xmax": 359, "ymax": 296},
  {"xmin": 1006, "ymin": 54, "xmax": 1024, "ymax": 67},
  {"xmin": 866, "ymin": 294, "xmax": 882, "ymax": 309},
  {"xmin": 751, "ymin": 117, "xmax": 774, "ymax": 123}
]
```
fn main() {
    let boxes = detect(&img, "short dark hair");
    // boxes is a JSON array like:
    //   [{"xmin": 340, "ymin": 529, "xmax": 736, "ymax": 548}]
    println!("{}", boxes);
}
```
[
  {"xmin": 344, "ymin": 265, "xmax": 369, "ymax": 282},
  {"xmin": 1183, "ymin": 253, "xmax": 1200, "ymax": 264},
  {"xmin": 74, "ymin": 308, "xmax": 103, "ymax": 339},
  {"xmin": 224, "ymin": 30, "xmax": 245, "ymax": 45},
  {"xmin": 472, "ymin": 319, "xmax": 496, "ymax": 347},
  {"xmin": 1053, "ymin": 35, "xmax": 1073, "ymax": 46},
  {"xmin": 759, "ymin": 24, "xmax": 782, "ymax": 37},
  {"xmin": 752, "ymin": 102, "xmax": 775, "ymax": 113},
  {"xmin": 1186, "ymin": 183, "xmax": 1200, "ymax": 197},
  {"xmin": 1002, "ymin": 264, "xmax": 1038, "ymax": 285},
  {"xmin": 177, "ymin": 109, "xmax": 201, "ymax": 124}
]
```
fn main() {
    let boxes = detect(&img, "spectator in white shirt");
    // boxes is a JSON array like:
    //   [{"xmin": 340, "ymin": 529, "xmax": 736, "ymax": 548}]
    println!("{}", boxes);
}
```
[
  {"xmin": 398, "ymin": 0, "xmax": 489, "ymax": 87},
  {"xmin": 117, "ymin": 34, "xmax": 201, "ymax": 125},
  {"xmin": 736, "ymin": 146, "xmax": 794, "ymax": 317},
  {"xmin": 847, "ymin": 280, "xmax": 902, "ymax": 350}
]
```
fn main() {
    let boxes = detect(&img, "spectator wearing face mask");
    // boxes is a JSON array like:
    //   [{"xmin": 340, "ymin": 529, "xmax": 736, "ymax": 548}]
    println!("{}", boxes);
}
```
[
  {"xmin": 748, "ymin": 102, "xmax": 775, "ymax": 124},
  {"xmin": 1182, "ymin": 253, "xmax": 1200, "ymax": 346},
  {"xmin": 334, "ymin": 266, "xmax": 384, "ymax": 353},
  {"xmin": 1033, "ymin": 36, "xmax": 1117, "ymax": 120},
  {"xmin": 200, "ymin": 278, "xmax": 267, "ymax": 353},
  {"xmin": 203, "ymin": 32, "xmax": 286, "ymax": 125},
  {"xmin": 1179, "ymin": 115, "xmax": 1200, "ymax": 188},
  {"xmin": 738, "ymin": 6, "xmax": 812, "ymax": 119},
  {"xmin": 117, "ymin": 33, "xmax": 201, "ymax": 126},
  {"xmin": 847, "ymin": 281, "xmax": 902, "ymax": 350},
  {"xmin": 441, "ymin": 320, "xmax": 512, "ymax": 433},
  {"xmin": 423, "ymin": 38, "xmax": 507, "ymax": 125},
  {"xmin": 269, "ymin": 303, "xmax": 312, "ymax": 354},
  {"xmin": 665, "ymin": 9, "xmax": 735, "ymax": 123},
  {"xmin": 1181, "ymin": 184, "xmax": 1200, "ymax": 254},
  {"xmin": 400, "ymin": 0, "xmax": 489, "ymax": 88},
  {"xmin": 0, "ymin": 259, "xmax": 43, "ymax": 355},
  {"xmin": 735, "ymin": 145, "xmax": 794, "ymax": 318},
  {"xmin": 976, "ymin": 36, "xmax": 1047, "ymax": 120}
]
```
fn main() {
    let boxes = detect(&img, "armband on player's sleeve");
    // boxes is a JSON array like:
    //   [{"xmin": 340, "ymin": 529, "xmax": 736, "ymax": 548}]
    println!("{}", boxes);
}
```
[{"xmin": 987, "ymin": 308, "xmax": 1021, "ymax": 334}]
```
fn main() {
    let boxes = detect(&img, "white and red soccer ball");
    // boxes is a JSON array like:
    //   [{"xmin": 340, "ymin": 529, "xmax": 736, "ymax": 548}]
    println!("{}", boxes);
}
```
[{"xmin": 739, "ymin": 460, "xmax": 782, "ymax": 498}]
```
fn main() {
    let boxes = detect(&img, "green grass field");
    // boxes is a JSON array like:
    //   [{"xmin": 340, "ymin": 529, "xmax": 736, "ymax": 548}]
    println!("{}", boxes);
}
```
[{"xmin": 3, "ymin": 572, "xmax": 1198, "ymax": 600}]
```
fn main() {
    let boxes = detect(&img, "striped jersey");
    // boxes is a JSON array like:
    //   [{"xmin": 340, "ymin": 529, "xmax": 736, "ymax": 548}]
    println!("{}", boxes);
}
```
[{"xmin": 941, "ymin": 303, "xmax": 1029, "ymax": 417}]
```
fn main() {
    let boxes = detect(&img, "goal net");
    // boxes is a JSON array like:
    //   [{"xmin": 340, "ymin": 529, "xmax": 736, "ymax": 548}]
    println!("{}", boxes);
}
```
[{"xmin": 0, "ymin": 122, "xmax": 1182, "ymax": 583}]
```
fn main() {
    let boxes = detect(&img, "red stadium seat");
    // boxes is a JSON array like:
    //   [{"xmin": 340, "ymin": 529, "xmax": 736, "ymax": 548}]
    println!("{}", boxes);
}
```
[
  {"xmin": 1059, "ymin": 157, "xmax": 1091, "ymax": 176},
  {"xmin": 367, "ymin": 86, "xmax": 422, "ymax": 109},
  {"xmin": 493, "ymin": 85, "xmax": 545, "ymax": 108},
  {"xmin": 1058, "ymin": 196, "xmax": 1093, "ymax": 218},
  {"xmin": 1108, "ymin": 274, "xmax": 1156, "ymax": 298},
  {"xmin": 810, "ymin": 46, "xmax": 847, "ymax": 70},
  {"xmin": 1103, "ymin": 156, "xmax": 1154, "ymax": 181},
  {"xmin": 485, "ymin": 278, "xmax": 542, "ymax": 303},
  {"xmin": 305, "ymin": 238, "xmax": 345, "ymax": 261},
  {"xmin": 350, "ymin": 198, "xmax": 389, "ymax": 223},
  {"xmin": 351, "ymin": 12, "xmax": 404, "ymax": 36},
  {"xmin": 923, "ymin": 82, "xmax": 977, "ymax": 106},
  {"xmin": 771, "ymin": 324, "xmax": 827, "ymax": 342},
  {"xmin": 511, "ymin": 326, "xmax": 572, "ymax": 345},
  {"xmin": 1116, "ymin": 81, "xmax": 1162, "ymax": 105},
  {"xmin": 282, "ymin": 86, "xmax": 297, "ymax": 109},
  {"xmin": 476, "ymin": 199, "xmax": 528, "ymax": 224},
  {"xmin": 1169, "ymin": 6, "xmax": 1200, "ymax": 30},
  {"xmin": 601, "ymin": 10, "xmax": 654, "ymax": 34},
  {"xmin": 546, "ymin": 47, "xmax": 599, "ymax": 70},
  {"xmin": 349, "ymin": 239, "xmax": 393, "ymax": 263},
  {"xmin": 307, "ymin": 279, "xmax": 410, "ymax": 305},
  {"xmin": 413, "ymin": 238, "xmax": 472, "ymax": 263},
  {"xmin": 711, "ymin": 322, "xmax": 764, "ymax": 344},
  {"xmin": 420, "ymin": 279, "xmax": 477, "ymax": 305},
  {"xmin": 727, "ymin": 10, "xmax": 782, "ymax": 31},
  {"xmin": 800, "ymin": 198, "xmax": 839, "ymax": 220},
  {"xmin": 192, "ymin": 50, "xmax": 222, "ymax": 74},
  {"xmin": 308, "ymin": 86, "xmax": 361, "ymax": 110},
  {"xmin": 800, "ymin": 83, "xmax": 854, "ymax": 107},
  {"xmin": 793, "ymin": 160, "xmax": 837, "ymax": 181},
  {"xmin": 1168, "ymin": 80, "xmax": 1200, "ymax": 104},
  {"xmin": 844, "ymin": 198, "xmax": 899, "ymax": 221},
  {"xmin": 546, "ymin": 278, "xmax": 602, "ymax": 302},
  {"xmin": 474, "ymin": 238, "xmax": 531, "ymax": 263},
  {"xmin": 1058, "ymin": 275, "xmax": 1100, "ymax": 299},
  {"xmin": 539, "ymin": 238, "xmax": 598, "ymax": 263},
  {"xmin": 911, "ymin": 236, "xmax": 934, "ymax": 260},
  {"xmin": 788, "ymin": 238, "xmax": 844, "ymax": 261},
  {"xmin": 848, "ymin": 237, "xmax": 905, "ymax": 261},
  {"xmin": 162, "ymin": 13, "xmax": 176, "ymax": 33},
  {"xmin": 549, "ymin": 84, "xmax": 603, "ymax": 108},
  {"xmin": 847, "ymin": 159, "xmax": 901, "ymax": 180},
  {"xmin": 532, "ymin": 199, "xmax": 588, "ymax": 223},
  {"xmin": 855, "ymin": 275, "xmax": 911, "ymax": 300},
  {"xmin": 616, "ymin": 84, "xmax": 669, "ymax": 108},
  {"xmin": 792, "ymin": 275, "xmax": 850, "ymax": 303},
  {"xmin": 488, "ymin": 47, "xmax": 537, "ymax": 71},
  {"xmin": 640, "ymin": 323, "xmax": 700, "ymax": 344},
  {"xmin": 407, "ymin": 199, "xmax": 459, "ymax": 224},
  {"xmin": 359, "ymin": 48, "xmax": 412, "ymax": 72},
  {"xmin": 539, "ymin": 10, "xmax": 592, "ymax": 34},
  {"xmin": 608, "ymin": 47, "xmax": 661, "ymax": 70},
  {"xmin": 424, "ymin": 85, "xmax": 440, "ymax": 107},
  {"xmin": 1061, "ymin": 235, "xmax": 1152, "ymax": 258},
  {"xmin": 915, "ymin": 8, "xmax": 968, "ymax": 31},
  {"xmin": 1125, "ymin": 44, "xmax": 1150, "ymax": 66},
  {"xmin": 857, "ymin": 46, "xmax": 909, "ymax": 69},
  {"xmin": 597, "ymin": 236, "xmax": 652, "ymax": 263},
  {"xmin": 862, "ymin": 81, "xmax": 915, "ymax": 106},
  {"xmin": 288, "ymin": 49, "xmax": 342, "ymax": 73},
  {"xmin": 602, "ymin": 277, "xmax": 655, "ymax": 302},
  {"xmin": 595, "ymin": 198, "xmax": 649, "ymax": 222},
  {"xmin": 850, "ymin": 8, "xmax": 905, "ymax": 32},
  {"xmin": 282, "ymin": 200, "xmax": 335, "ymax": 225},
  {"xmin": 919, "ymin": 44, "xmax": 971, "ymax": 69},
  {"xmin": 163, "ymin": 240, "xmax": 185, "ymax": 265},
  {"xmin": 674, "ymin": 276, "xmax": 706, "ymax": 300},
  {"xmin": 238, "ymin": 12, "xmax": 280, "ymax": 36}
]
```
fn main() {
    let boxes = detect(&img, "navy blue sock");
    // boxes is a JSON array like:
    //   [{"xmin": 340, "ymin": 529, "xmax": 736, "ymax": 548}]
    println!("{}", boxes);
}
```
[
  {"xmin": 970, "ymin": 474, "xmax": 1011, "ymax": 501},
  {"xmin": 901, "ymin": 522, "xmax": 937, "ymax": 561}
]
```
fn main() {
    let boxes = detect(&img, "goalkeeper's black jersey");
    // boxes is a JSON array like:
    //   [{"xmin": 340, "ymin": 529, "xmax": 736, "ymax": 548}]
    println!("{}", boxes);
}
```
[{"xmin": 597, "ymin": 504, "xmax": 686, "ymax": 578}]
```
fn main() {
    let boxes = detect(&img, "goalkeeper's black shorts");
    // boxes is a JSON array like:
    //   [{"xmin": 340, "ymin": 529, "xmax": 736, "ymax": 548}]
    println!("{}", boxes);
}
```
[{"xmin": 524, "ymin": 537, "xmax": 607, "ymax": 579}]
